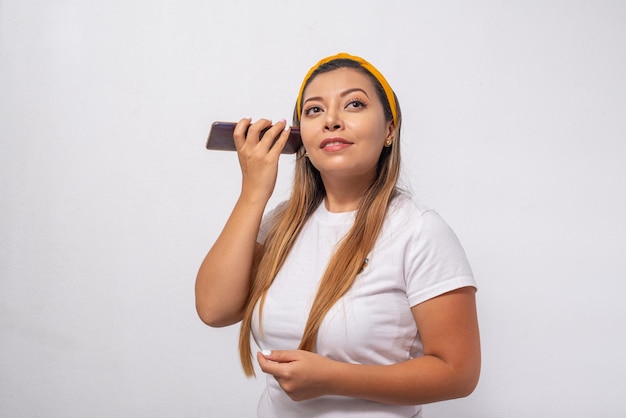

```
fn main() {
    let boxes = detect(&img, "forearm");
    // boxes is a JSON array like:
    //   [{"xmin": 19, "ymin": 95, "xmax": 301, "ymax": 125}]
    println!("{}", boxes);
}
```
[
  {"xmin": 195, "ymin": 194, "xmax": 267, "ymax": 327},
  {"xmin": 330, "ymin": 291, "xmax": 481, "ymax": 405},
  {"xmin": 330, "ymin": 354, "xmax": 480, "ymax": 405}
]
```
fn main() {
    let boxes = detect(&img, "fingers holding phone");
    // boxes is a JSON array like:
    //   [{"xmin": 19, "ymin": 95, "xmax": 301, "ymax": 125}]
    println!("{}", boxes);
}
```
[
  {"xmin": 237, "ymin": 119, "xmax": 290, "ymax": 155},
  {"xmin": 234, "ymin": 118, "xmax": 286, "ymax": 203},
  {"xmin": 233, "ymin": 118, "xmax": 272, "ymax": 152},
  {"xmin": 233, "ymin": 117, "xmax": 253, "ymax": 152},
  {"xmin": 261, "ymin": 120, "xmax": 292, "ymax": 157},
  {"xmin": 207, "ymin": 120, "xmax": 302, "ymax": 154}
]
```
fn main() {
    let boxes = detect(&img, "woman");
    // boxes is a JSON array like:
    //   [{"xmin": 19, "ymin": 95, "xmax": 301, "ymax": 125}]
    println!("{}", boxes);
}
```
[{"xmin": 196, "ymin": 53, "xmax": 480, "ymax": 417}]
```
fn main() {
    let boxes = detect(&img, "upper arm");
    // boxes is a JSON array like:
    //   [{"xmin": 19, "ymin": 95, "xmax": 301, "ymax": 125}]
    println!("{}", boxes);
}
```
[{"xmin": 411, "ymin": 286, "xmax": 481, "ymax": 392}]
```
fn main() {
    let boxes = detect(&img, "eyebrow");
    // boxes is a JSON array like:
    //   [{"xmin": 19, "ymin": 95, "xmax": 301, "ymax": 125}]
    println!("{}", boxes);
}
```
[{"xmin": 303, "ymin": 88, "xmax": 370, "ymax": 106}]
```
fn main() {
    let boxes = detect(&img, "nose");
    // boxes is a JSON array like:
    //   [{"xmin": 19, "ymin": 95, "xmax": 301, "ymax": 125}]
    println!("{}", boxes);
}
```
[{"xmin": 324, "ymin": 107, "xmax": 344, "ymax": 131}]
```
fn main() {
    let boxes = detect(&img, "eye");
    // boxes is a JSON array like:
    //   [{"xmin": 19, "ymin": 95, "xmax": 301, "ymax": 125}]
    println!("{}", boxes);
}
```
[
  {"xmin": 346, "ymin": 99, "xmax": 366, "ymax": 110},
  {"xmin": 304, "ymin": 105, "xmax": 323, "ymax": 116}
]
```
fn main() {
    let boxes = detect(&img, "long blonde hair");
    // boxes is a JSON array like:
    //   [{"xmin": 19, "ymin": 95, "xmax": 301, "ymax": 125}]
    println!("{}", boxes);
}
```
[{"xmin": 239, "ymin": 58, "xmax": 403, "ymax": 376}]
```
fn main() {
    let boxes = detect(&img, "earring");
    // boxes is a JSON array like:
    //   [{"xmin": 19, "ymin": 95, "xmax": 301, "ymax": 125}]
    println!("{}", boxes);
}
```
[{"xmin": 384, "ymin": 140, "xmax": 393, "ymax": 147}]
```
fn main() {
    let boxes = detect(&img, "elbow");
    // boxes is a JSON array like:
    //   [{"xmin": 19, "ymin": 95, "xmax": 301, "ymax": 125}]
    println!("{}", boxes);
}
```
[
  {"xmin": 195, "ymin": 282, "xmax": 243, "ymax": 327},
  {"xmin": 195, "ymin": 301, "xmax": 241, "ymax": 328},
  {"xmin": 452, "ymin": 360, "xmax": 481, "ymax": 399},
  {"xmin": 196, "ymin": 311, "xmax": 223, "ymax": 328},
  {"xmin": 457, "ymin": 372, "xmax": 480, "ymax": 398},
  {"xmin": 196, "ymin": 310, "xmax": 233, "ymax": 328}
]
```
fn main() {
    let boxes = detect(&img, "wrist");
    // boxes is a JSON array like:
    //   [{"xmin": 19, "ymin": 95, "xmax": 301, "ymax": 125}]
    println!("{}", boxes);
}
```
[
  {"xmin": 326, "ymin": 359, "xmax": 354, "ymax": 398},
  {"xmin": 237, "ymin": 188, "xmax": 271, "ymax": 209}
]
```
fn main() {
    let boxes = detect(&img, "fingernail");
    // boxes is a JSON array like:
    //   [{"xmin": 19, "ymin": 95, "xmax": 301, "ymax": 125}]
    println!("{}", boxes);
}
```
[{"xmin": 261, "ymin": 349, "xmax": 271, "ymax": 357}]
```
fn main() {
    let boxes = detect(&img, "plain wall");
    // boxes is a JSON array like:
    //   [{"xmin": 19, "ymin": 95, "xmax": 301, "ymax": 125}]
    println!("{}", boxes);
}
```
[{"xmin": 1, "ymin": 1, "xmax": 625, "ymax": 417}]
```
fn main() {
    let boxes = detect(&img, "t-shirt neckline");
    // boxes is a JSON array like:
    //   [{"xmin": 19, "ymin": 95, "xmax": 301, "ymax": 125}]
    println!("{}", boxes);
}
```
[{"xmin": 313, "ymin": 200, "xmax": 357, "ymax": 225}]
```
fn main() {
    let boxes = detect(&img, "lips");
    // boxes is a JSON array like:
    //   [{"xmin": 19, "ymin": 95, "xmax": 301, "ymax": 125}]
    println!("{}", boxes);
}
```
[{"xmin": 320, "ymin": 137, "xmax": 353, "ymax": 150}]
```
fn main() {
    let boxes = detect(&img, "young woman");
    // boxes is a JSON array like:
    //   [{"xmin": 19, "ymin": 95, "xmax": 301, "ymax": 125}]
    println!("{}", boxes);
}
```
[{"xmin": 196, "ymin": 53, "xmax": 480, "ymax": 417}]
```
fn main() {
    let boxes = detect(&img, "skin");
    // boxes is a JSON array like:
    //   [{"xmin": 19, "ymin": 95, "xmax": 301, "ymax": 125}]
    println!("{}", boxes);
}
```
[
  {"xmin": 195, "ymin": 67, "xmax": 481, "ymax": 404},
  {"xmin": 299, "ymin": 67, "xmax": 395, "ymax": 212}
]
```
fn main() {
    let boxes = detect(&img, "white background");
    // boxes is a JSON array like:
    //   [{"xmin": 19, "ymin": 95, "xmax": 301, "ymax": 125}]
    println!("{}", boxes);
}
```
[{"xmin": 1, "ymin": 1, "xmax": 625, "ymax": 417}]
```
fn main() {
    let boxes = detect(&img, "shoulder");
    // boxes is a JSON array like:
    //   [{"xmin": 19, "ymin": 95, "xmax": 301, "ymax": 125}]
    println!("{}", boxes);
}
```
[
  {"xmin": 389, "ymin": 195, "xmax": 475, "ymax": 303},
  {"xmin": 387, "ymin": 192, "xmax": 437, "ymax": 226},
  {"xmin": 388, "ymin": 192, "xmax": 431, "ymax": 214},
  {"xmin": 385, "ymin": 192, "xmax": 463, "ymax": 246}
]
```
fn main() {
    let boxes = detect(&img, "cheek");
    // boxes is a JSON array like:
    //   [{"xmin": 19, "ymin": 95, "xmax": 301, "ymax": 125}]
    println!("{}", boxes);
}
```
[
  {"xmin": 359, "ymin": 122, "xmax": 388, "ymax": 149},
  {"xmin": 299, "ymin": 124, "xmax": 317, "ymax": 151}
]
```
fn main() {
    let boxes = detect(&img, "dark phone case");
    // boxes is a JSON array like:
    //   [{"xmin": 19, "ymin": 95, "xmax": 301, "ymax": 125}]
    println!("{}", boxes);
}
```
[{"xmin": 206, "ymin": 122, "xmax": 302, "ymax": 154}]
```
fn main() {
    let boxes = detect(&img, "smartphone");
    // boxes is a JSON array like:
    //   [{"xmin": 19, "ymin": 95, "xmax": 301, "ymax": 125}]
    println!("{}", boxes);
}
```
[{"xmin": 206, "ymin": 121, "xmax": 302, "ymax": 154}]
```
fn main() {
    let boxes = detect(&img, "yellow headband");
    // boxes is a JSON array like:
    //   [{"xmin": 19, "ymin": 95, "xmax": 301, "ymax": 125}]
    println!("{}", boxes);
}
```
[{"xmin": 296, "ymin": 52, "xmax": 398, "ymax": 126}]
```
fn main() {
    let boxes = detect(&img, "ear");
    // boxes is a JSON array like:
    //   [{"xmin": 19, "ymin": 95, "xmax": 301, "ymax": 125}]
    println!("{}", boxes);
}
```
[{"xmin": 385, "ymin": 121, "xmax": 395, "ymax": 144}]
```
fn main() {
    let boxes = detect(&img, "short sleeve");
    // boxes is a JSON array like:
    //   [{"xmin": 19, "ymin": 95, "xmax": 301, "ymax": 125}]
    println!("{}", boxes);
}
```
[{"xmin": 405, "ymin": 209, "xmax": 476, "ymax": 307}]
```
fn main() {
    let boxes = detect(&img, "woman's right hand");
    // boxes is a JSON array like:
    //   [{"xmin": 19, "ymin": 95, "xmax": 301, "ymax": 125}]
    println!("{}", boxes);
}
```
[{"xmin": 233, "ymin": 118, "xmax": 292, "ymax": 204}]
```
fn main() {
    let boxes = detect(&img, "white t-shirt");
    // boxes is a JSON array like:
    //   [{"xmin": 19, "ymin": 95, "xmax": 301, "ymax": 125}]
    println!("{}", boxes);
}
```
[{"xmin": 252, "ymin": 193, "xmax": 476, "ymax": 418}]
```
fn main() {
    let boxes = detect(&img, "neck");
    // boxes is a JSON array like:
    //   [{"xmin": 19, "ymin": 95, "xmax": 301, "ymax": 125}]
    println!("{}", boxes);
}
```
[{"xmin": 320, "ymin": 173, "xmax": 374, "ymax": 213}]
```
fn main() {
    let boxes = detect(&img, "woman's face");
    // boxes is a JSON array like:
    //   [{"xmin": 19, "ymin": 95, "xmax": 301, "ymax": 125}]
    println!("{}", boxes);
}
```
[{"xmin": 299, "ymin": 67, "xmax": 394, "ymax": 183}]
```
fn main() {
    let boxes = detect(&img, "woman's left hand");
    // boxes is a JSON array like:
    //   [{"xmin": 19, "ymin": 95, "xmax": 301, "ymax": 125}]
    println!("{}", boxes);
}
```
[{"xmin": 257, "ymin": 350, "xmax": 338, "ymax": 401}]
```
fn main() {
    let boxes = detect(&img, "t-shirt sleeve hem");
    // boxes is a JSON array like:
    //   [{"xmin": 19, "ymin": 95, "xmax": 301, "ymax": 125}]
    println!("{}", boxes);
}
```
[{"xmin": 408, "ymin": 276, "xmax": 477, "ymax": 307}]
